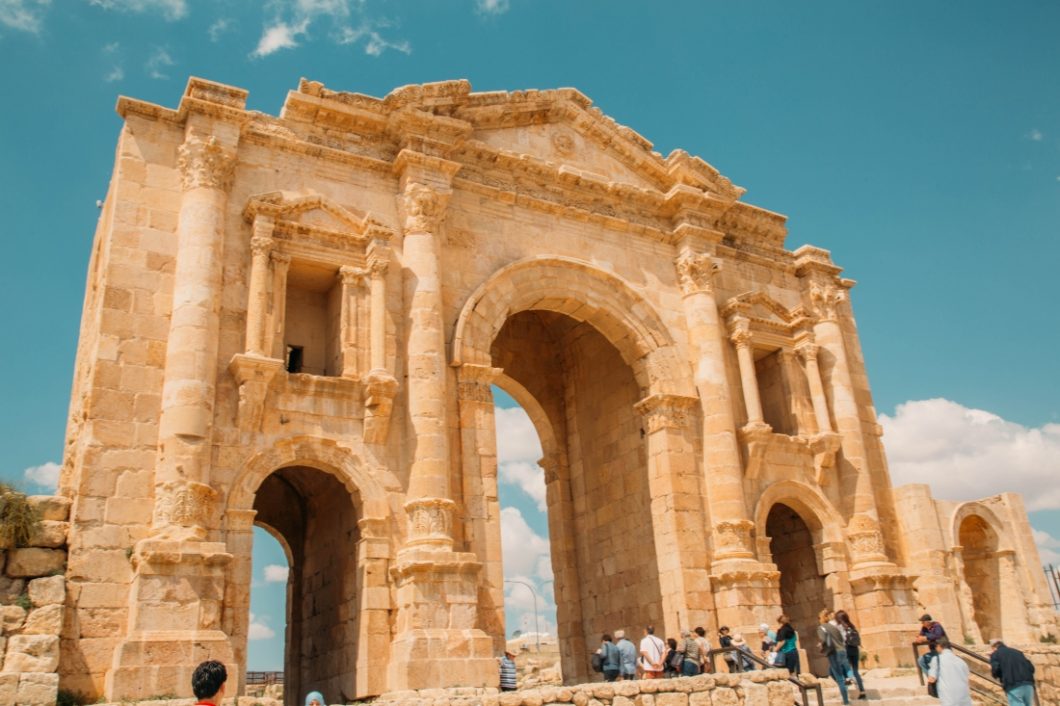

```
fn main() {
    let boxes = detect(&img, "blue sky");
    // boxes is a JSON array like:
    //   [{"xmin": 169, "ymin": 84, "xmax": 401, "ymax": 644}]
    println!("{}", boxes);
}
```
[{"xmin": 2, "ymin": 0, "xmax": 1059, "ymax": 671}]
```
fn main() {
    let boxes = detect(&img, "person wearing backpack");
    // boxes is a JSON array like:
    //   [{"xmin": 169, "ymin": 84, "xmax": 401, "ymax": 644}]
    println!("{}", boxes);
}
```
[
  {"xmin": 817, "ymin": 609, "xmax": 851, "ymax": 706},
  {"xmin": 596, "ymin": 633, "xmax": 621, "ymax": 682},
  {"xmin": 835, "ymin": 610, "xmax": 867, "ymax": 700}
]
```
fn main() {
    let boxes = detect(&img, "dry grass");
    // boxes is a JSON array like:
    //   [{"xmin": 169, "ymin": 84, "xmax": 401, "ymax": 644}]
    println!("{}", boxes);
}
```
[{"xmin": 0, "ymin": 482, "xmax": 41, "ymax": 548}]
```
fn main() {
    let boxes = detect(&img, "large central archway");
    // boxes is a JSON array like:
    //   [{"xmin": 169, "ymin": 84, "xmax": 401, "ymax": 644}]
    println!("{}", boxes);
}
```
[{"xmin": 453, "ymin": 256, "xmax": 707, "ymax": 683}]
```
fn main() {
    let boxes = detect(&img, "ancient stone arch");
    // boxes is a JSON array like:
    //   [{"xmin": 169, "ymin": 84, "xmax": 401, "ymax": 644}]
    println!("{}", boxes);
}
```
[{"xmin": 54, "ymin": 77, "xmax": 1056, "ymax": 702}]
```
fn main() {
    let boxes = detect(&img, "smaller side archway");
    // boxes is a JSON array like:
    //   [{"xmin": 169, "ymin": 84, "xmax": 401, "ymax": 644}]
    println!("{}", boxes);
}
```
[
  {"xmin": 952, "ymin": 503, "xmax": 1010, "ymax": 644},
  {"xmin": 224, "ymin": 437, "xmax": 400, "ymax": 703}
]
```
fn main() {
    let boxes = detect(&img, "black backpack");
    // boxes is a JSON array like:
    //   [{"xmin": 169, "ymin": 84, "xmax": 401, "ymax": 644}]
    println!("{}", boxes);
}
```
[
  {"xmin": 591, "ymin": 651, "xmax": 604, "ymax": 673},
  {"xmin": 845, "ymin": 625, "xmax": 861, "ymax": 648}
]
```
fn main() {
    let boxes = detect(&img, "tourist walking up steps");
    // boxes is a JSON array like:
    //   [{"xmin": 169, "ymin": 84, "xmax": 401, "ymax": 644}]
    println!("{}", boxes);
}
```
[
  {"xmin": 615, "ymin": 630, "xmax": 638, "ymax": 680},
  {"xmin": 499, "ymin": 649, "xmax": 518, "ymax": 691},
  {"xmin": 191, "ymin": 660, "xmax": 227, "ymax": 706},
  {"xmin": 990, "ymin": 639, "xmax": 1037, "ymax": 706},
  {"xmin": 600, "ymin": 633, "xmax": 621, "ymax": 682},
  {"xmin": 640, "ymin": 625, "xmax": 666, "ymax": 679},
  {"xmin": 818, "ymin": 609, "xmax": 851, "ymax": 706},
  {"xmin": 928, "ymin": 638, "xmax": 973, "ymax": 706},
  {"xmin": 776, "ymin": 615, "xmax": 800, "ymax": 675},
  {"xmin": 834, "ymin": 610, "xmax": 867, "ymax": 700},
  {"xmin": 914, "ymin": 613, "xmax": 947, "ymax": 675}
]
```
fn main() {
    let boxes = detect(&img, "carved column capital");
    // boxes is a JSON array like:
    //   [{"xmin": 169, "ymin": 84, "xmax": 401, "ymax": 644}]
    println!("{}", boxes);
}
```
[
  {"xmin": 847, "ymin": 514, "xmax": 887, "ymax": 563},
  {"xmin": 177, "ymin": 133, "xmax": 236, "ymax": 191},
  {"xmin": 810, "ymin": 281, "xmax": 845, "ymax": 322},
  {"xmin": 404, "ymin": 497, "xmax": 456, "ymax": 550},
  {"xmin": 795, "ymin": 341, "xmax": 819, "ymax": 363},
  {"xmin": 728, "ymin": 316, "xmax": 753, "ymax": 349},
  {"xmin": 270, "ymin": 251, "xmax": 291, "ymax": 267},
  {"xmin": 713, "ymin": 519, "xmax": 756, "ymax": 559},
  {"xmin": 338, "ymin": 265, "xmax": 368, "ymax": 287},
  {"xmin": 367, "ymin": 241, "xmax": 391, "ymax": 277},
  {"xmin": 153, "ymin": 481, "xmax": 217, "ymax": 540},
  {"xmin": 250, "ymin": 235, "xmax": 273, "ymax": 258},
  {"xmin": 675, "ymin": 251, "xmax": 719, "ymax": 296},
  {"xmin": 538, "ymin": 453, "xmax": 564, "ymax": 485},
  {"xmin": 400, "ymin": 181, "xmax": 450, "ymax": 233},
  {"xmin": 634, "ymin": 393, "xmax": 699, "ymax": 433}
]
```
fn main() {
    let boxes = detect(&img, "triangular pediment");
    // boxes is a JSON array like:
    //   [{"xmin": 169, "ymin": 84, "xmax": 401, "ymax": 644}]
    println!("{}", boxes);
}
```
[
  {"xmin": 721, "ymin": 291, "xmax": 808, "ymax": 331},
  {"xmin": 243, "ymin": 190, "xmax": 392, "ymax": 241}
]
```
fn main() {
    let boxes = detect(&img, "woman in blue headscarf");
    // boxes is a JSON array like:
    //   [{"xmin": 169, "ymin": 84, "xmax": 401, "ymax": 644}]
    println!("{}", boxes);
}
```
[{"xmin": 305, "ymin": 691, "xmax": 325, "ymax": 706}]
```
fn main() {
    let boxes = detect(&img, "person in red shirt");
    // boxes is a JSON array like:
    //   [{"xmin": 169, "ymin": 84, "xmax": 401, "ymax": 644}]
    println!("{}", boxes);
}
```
[{"xmin": 192, "ymin": 660, "xmax": 227, "ymax": 706}]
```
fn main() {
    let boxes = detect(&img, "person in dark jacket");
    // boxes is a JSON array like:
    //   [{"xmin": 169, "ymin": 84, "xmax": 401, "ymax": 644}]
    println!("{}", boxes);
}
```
[
  {"xmin": 989, "ymin": 639, "xmax": 1036, "ymax": 706},
  {"xmin": 914, "ymin": 613, "xmax": 947, "ymax": 675}
]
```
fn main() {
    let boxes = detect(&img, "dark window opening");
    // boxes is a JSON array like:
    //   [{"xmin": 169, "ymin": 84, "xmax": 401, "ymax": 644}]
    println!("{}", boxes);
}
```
[{"xmin": 286, "ymin": 345, "xmax": 304, "ymax": 374}]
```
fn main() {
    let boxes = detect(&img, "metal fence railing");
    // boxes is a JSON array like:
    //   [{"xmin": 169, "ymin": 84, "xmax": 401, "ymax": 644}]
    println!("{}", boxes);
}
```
[
  {"xmin": 246, "ymin": 671, "xmax": 285, "ymax": 686},
  {"xmin": 1045, "ymin": 564, "xmax": 1060, "ymax": 611}
]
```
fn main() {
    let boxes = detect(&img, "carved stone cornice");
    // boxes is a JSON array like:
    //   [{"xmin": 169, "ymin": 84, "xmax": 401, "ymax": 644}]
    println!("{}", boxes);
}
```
[
  {"xmin": 250, "ymin": 235, "xmax": 273, "ymax": 258},
  {"xmin": 634, "ymin": 393, "xmax": 699, "ymax": 433},
  {"xmin": 367, "ymin": 241, "xmax": 391, "ymax": 277},
  {"xmin": 674, "ymin": 251, "xmax": 719, "ymax": 296},
  {"xmin": 399, "ymin": 182, "xmax": 450, "ymax": 234},
  {"xmin": 338, "ymin": 265, "xmax": 368, "ymax": 287},
  {"xmin": 177, "ymin": 133, "xmax": 236, "ymax": 191},
  {"xmin": 727, "ymin": 316, "xmax": 753, "ymax": 349},
  {"xmin": 713, "ymin": 519, "xmax": 756, "ymax": 560},
  {"xmin": 795, "ymin": 340, "xmax": 818, "ymax": 363},
  {"xmin": 456, "ymin": 363, "xmax": 504, "ymax": 399},
  {"xmin": 270, "ymin": 251, "xmax": 291, "ymax": 266}
]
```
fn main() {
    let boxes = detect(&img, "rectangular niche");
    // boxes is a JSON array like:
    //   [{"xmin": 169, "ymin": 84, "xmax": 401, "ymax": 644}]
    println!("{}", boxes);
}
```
[
  {"xmin": 754, "ymin": 348, "xmax": 797, "ymax": 435},
  {"xmin": 283, "ymin": 260, "xmax": 342, "ymax": 377}
]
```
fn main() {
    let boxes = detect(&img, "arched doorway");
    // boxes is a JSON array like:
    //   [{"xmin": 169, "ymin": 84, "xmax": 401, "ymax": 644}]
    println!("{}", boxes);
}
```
[
  {"xmin": 490, "ymin": 310, "xmax": 662, "ymax": 683},
  {"xmin": 252, "ymin": 465, "xmax": 359, "ymax": 706},
  {"xmin": 958, "ymin": 514, "xmax": 1002, "ymax": 642},
  {"xmin": 767, "ymin": 503, "xmax": 830, "ymax": 676}
]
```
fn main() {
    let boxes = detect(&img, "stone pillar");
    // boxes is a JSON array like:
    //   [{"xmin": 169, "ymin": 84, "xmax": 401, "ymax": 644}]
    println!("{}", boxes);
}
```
[
  {"xmin": 388, "ymin": 152, "xmax": 496, "ymax": 690},
  {"xmin": 355, "ymin": 518, "xmax": 392, "ymax": 697},
  {"xmin": 338, "ymin": 266, "xmax": 367, "ymax": 378},
  {"xmin": 108, "ymin": 124, "xmax": 238, "ymax": 700},
  {"xmin": 794, "ymin": 341, "xmax": 833, "ymax": 434},
  {"xmin": 363, "ymin": 241, "xmax": 398, "ymax": 444},
  {"xmin": 727, "ymin": 315, "xmax": 769, "ymax": 430},
  {"xmin": 634, "ymin": 392, "xmax": 713, "ymax": 634},
  {"xmin": 674, "ymin": 243, "xmax": 776, "ymax": 636},
  {"xmin": 455, "ymin": 364, "xmax": 507, "ymax": 651},
  {"xmin": 269, "ymin": 252, "xmax": 291, "ymax": 360},
  {"xmin": 245, "ymin": 222, "xmax": 273, "ymax": 357}
]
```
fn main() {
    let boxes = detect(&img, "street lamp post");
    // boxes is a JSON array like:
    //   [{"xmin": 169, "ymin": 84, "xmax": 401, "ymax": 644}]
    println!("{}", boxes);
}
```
[{"xmin": 505, "ymin": 579, "xmax": 541, "ymax": 652}]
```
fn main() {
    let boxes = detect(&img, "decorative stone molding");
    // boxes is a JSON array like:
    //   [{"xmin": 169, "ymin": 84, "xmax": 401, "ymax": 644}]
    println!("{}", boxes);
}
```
[
  {"xmin": 367, "ymin": 241, "xmax": 391, "ymax": 277},
  {"xmin": 538, "ymin": 453, "xmax": 564, "ymax": 485},
  {"xmin": 152, "ymin": 481, "xmax": 217, "ymax": 540},
  {"xmin": 363, "ymin": 368, "xmax": 399, "ymax": 445},
  {"xmin": 634, "ymin": 393, "xmax": 698, "ymax": 433},
  {"xmin": 809, "ymin": 431, "xmax": 842, "ymax": 485},
  {"xmin": 809, "ymin": 281, "xmax": 845, "ymax": 322},
  {"xmin": 228, "ymin": 353, "xmax": 284, "ymax": 432},
  {"xmin": 674, "ymin": 251, "xmax": 719, "ymax": 295},
  {"xmin": 728, "ymin": 320, "xmax": 754, "ymax": 349},
  {"xmin": 404, "ymin": 497, "xmax": 456, "ymax": 550},
  {"xmin": 738, "ymin": 422, "xmax": 774, "ymax": 479},
  {"xmin": 456, "ymin": 364, "xmax": 503, "ymax": 403},
  {"xmin": 400, "ymin": 182, "xmax": 450, "ymax": 233},
  {"xmin": 795, "ymin": 340, "xmax": 818, "ymax": 362},
  {"xmin": 339, "ymin": 265, "xmax": 368, "ymax": 287},
  {"xmin": 713, "ymin": 519, "xmax": 756, "ymax": 559},
  {"xmin": 177, "ymin": 133, "xmax": 236, "ymax": 191},
  {"xmin": 709, "ymin": 567, "xmax": 781, "ymax": 590},
  {"xmin": 847, "ymin": 514, "xmax": 887, "ymax": 563}
]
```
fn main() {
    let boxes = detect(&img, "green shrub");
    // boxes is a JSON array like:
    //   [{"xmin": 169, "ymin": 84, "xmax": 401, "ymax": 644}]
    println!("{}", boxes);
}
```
[
  {"xmin": 15, "ymin": 591, "xmax": 31, "ymax": 611},
  {"xmin": 0, "ymin": 482, "xmax": 40, "ymax": 548},
  {"xmin": 1041, "ymin": 633, "xmax": 1057, "ymax": 644}
]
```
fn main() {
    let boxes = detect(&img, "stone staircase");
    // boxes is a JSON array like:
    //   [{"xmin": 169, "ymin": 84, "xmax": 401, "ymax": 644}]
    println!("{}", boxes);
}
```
[{"xmin": 809, "ymin": 668, "xmax": 1004, "ymax": 705}]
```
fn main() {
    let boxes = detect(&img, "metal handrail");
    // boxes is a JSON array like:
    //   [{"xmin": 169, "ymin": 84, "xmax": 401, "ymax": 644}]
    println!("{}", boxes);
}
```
[
  {"xmin": 705, "ymin": 646, "xmax": 823, "ymax": 706},
  {"xmin": 911, "ymin": 642, "xmax": 1039, "ymax": 706}
]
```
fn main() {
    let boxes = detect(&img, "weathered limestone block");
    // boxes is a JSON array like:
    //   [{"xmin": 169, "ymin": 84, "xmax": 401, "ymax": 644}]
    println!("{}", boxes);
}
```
[
  {"xmin": 633, "ymin": 693, "xmax": 654, "ymax": 706},
  {"xmin": 709, "ymin": 687, "xmax": 738, "ymax": 706},
  {"xmin": 28, "ymin": 520, "xmax": 68, "ymax": 549},
  {"xmin": 613, "ymin": 682, "xmax": 640, "ymax": 697},
  {"xmin": 688, "ymin": 691, "xmax": 712, "ymax": 706},
  {"xmin": 572, "ymin": 691, "xmax": 589, "ymax": 706},
  {"xmin": 538, "ymin": 686, "xmax": 558, "ymax": 703},
  {"xmin": 638, "ymin": 680, "xmax": 660, "ymax": 694},
  {"xmin": 16, "ymin": 672, "xmax": 59, "ymax": 706},
  {"xmin": 0, "ymin": 672, "xmax": 17, "ymax": 705},
  {"xmin": 613, "ymin": 695, "xmax": 635, "ymax": 706},
  {"xmin": 27, "ymin": 575, "xmax": 65, "ymax": 606},
  {"xmin": 28, "ymin": 495, "xmax": 71, "ymax": 521},
  {"xmin": 500, "ymin": 692, "xmax": 522, "ymax": 706},
  {"xmin": 0, "ymin": 576, "xmax": 24, "ymax": 603},
  {"xmin": 591, "ymin": 684, "xmax": 614, "ymax": 699},
  {"xmin": 654, "ymin": 692, "xmax": 688, "ymax": 706},
  {"xmin": 0, "ymin": 605, "xmax": 27, "ymax": 633},
  {"xmin": 738, "ymin": 681, "xmax": 769, "ymax": 706},
  {"xmin": 23, "ymin": 604, "xmax": 64, "ymax": 634},
  {"xmin": 2, "ymin": 634, "xmax": 60, "ymax": 672},
  {"xmin": 556, "ymin": 687, "xmax": 574, "ymax": 702},
  {"xmin": 5, "ymin": 548, "xmax": 65, "ymax": 577},
  {"xmin": 766, "ymin": 681, "xmax": 793, "ymax": 706}
]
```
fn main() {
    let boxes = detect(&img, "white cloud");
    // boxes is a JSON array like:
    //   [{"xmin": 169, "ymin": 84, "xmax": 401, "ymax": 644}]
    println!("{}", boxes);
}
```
[
  {"xmin": 1027, "ymin": 129, "xmax": 1044, "ymax": 142},
  {"xmin": 145, "ymin": 46, "xmax": 174, "ymax": 79},
  {"xmin": 207, "ymin": 17, "xmax": 231, "ymax": 42},
  {"xmin": 495, "ymin": 406, "xmax": 542, "ymax": 464},
  {"xmin": 336, "ymin": 21, "xmax": 410, "ymax": 56},
  {"xmin": 88, "ymin": 0, "xmax": 186, "ymax": 20},
  {"xmin": 476, "ymin": 0, "xmax": 510, "ymax": 15},
  {"xmin": 247, "ymin": 612, "xmax": 276, "ymax": 640},
  {"xmin": 251, "ymin": 18, "xmax": 308, "ymax": 57},
  {"xmin": 500, "ymin": 461, "xmax": 547, "ymax": 512},
  {"xmin": 0, "ymin": 0, "xmax": 50, "ymax": 33},
  {"xmin": 501, "ymin": 506, "xmax": 550, "ymax": 580},
  {"xmin": 23, "ymin": 461, "xmax": 60, "ymax": 491},
  {"xmin": 263, "ymin": 564, "xmax": 289, "ymax": 583},
  {"xmin": 102, "ymin": 40, "xmax": 119, "ymax": 53},
  {"xmin": 881, "ymin": 398, "xmax": 1060, "ymax": 511},
  {"xmin": 104, "ymin": 65, "xmax": 124, "ymax": 82},
  {"xmin": 1032, "ymin": 529, "xmax": 1060, "ymax": 565}
]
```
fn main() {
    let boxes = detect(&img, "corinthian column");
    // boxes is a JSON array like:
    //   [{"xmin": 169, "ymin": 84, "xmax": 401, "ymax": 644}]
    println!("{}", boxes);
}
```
[
  {"xmin": 399, "ymin": 180, "xmax": 456, "ymax": 550},
  {"xmin": 727, "ymin": 316, "xmax": 769, "ymax": 430},
  {"xmin": 338, "ymin": 266, "xmax": 367, "ymax": 378},
  {"xmin": 245, "ymin": 222, "xmax": 273, "ymax": 358},
  {"xmin": 794, "ymin": 340, "xmax": 834, "ymax": 434},
  {"xmin": 152, "ymin": 129, "xmax": 236, "ymax": 539}
]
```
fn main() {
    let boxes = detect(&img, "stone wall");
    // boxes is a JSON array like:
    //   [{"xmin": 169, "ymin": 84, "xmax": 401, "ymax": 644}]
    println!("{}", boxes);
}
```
[
  {"xmin": 1017, "ymin": 645, "xmax": 1060, "ymax": 705},
  {"xmin": 0, "ymin": 495, "xmax": 70, "ymax": 706},
  {"xmin": 377, "ymin": 671, "xmax": 801, "ymax": 706}
]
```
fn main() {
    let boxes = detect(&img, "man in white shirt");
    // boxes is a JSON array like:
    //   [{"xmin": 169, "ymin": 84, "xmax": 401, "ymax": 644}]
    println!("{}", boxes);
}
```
[
  {"xmin": 927, "ymin": 638, "xmax": 973, "ymax": 706},
  {"xmin": 639, "ymin": 625, "xmax": 666, "ymax": 679}
]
